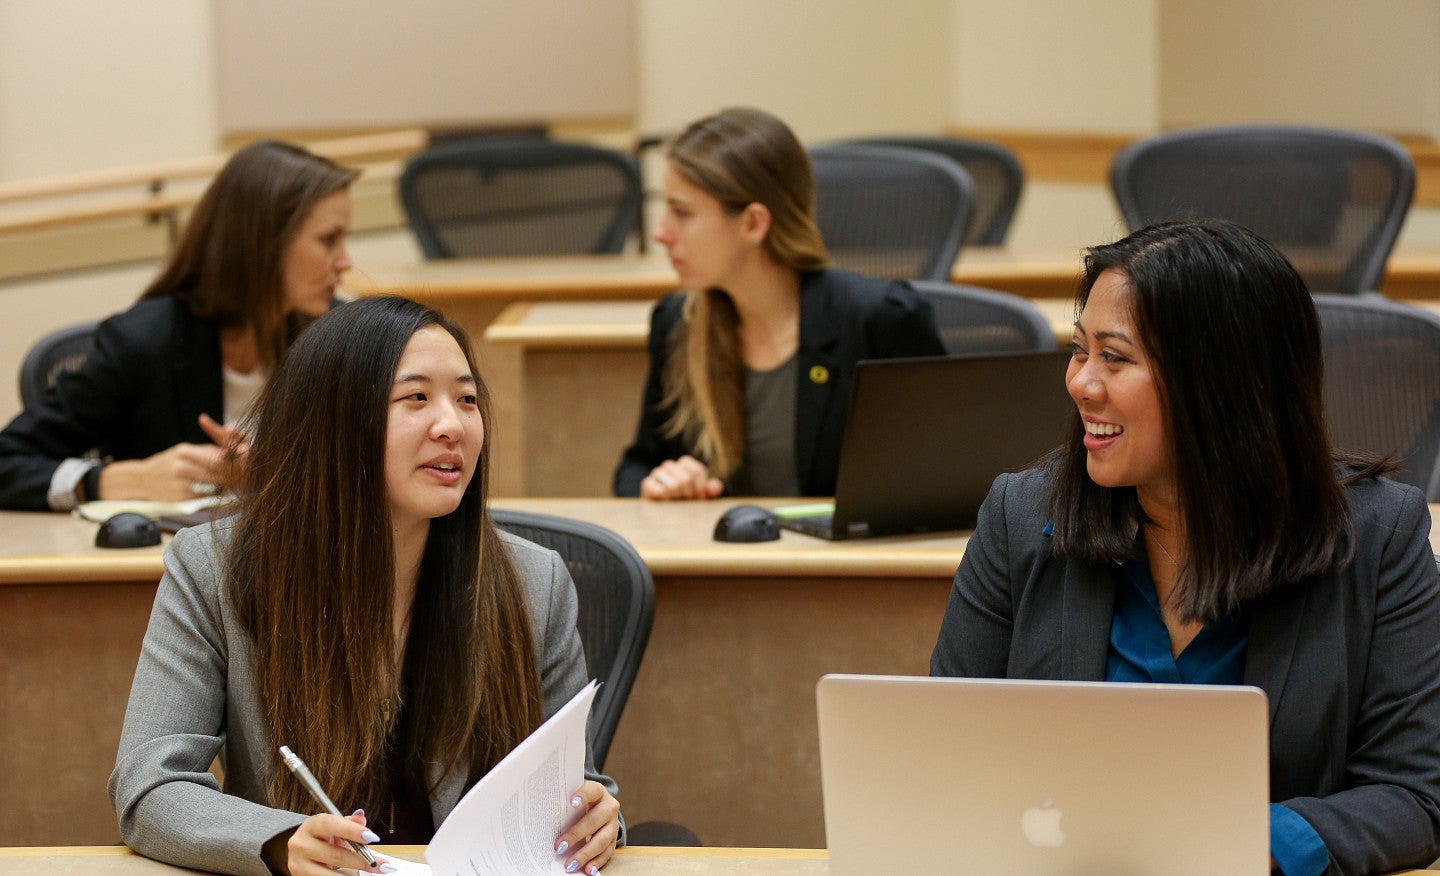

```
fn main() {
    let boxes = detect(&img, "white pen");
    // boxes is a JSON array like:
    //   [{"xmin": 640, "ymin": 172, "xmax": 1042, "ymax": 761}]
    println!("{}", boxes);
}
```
[{"xmin": 278, "ymin": 745, "xmax": 380, "ymax": 869}]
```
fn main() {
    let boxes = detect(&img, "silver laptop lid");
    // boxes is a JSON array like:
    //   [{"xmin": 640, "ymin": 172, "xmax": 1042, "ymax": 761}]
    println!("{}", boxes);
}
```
[{"xmin": 816, "ymin": 674, "xmax": 1270, "ymax": 876}]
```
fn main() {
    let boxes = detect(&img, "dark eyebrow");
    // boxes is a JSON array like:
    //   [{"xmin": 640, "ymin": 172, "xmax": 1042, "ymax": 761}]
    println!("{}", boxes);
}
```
[
  {"xmin": 1071, "ymin": 319, "xmax": 1135, "ymax": 346},
  {"xmin": 393, "ymin": 373, "xmax": 475, "ymax": 386}
]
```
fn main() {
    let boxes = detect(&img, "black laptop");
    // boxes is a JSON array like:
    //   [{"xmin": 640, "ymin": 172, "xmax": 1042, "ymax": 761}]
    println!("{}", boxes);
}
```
[{"xmin": 775, "ymin": 349, "xmax": 1073, "ymax": 539}]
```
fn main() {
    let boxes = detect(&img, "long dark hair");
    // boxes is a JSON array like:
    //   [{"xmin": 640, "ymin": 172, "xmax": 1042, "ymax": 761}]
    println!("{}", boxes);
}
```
[
  {"xmin": 142, "ymin": 140, "xmax": 357, "ymax": 367},
  {"xmin": 228, "ymin": 295, "xmax": 542, "ymax": 812},
  {"xmin": 1048, "ymin": 219, "xmax": 1384, "ymax": 623}
]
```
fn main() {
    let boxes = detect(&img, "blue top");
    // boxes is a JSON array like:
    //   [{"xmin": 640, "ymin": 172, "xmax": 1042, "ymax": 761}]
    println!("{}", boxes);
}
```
[{"xmin": 1107, "ymin": 552, "xmax": 1329, "ymax": 876}]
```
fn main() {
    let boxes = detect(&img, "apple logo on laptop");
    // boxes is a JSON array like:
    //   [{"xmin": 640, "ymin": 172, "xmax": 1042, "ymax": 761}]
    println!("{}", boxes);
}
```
[{"xmin": 1020, "ymin": 798, "xmax": 1066, "ymax": 848}]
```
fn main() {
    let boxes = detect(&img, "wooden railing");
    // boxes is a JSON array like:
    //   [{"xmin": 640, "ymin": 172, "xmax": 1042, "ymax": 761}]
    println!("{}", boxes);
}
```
[{"xmin": 0, "ymin": 128, "xmax": 427, "ymax": 241}]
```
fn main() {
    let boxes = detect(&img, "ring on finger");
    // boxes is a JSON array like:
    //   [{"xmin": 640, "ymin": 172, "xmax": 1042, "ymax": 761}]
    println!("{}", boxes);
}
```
[
  {"xmin": 655, "ymin": 473, "xmax": 671, "ymax": 488},
  {"xmin": 190, "ymin": 480, "xmax": 219, "ymax": 496}
]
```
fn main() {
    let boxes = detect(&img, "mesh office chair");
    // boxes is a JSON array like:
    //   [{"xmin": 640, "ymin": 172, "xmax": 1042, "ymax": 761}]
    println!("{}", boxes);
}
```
[
  {"xmin": 808, "ymin": 144, "xmax": 974, "ymax": 282},
  {"xmin": 1313, "ymin": 294, "xmax": 1440, "ymax": 498},
  {"xmin": 910, "ymin": 282, "xmax": 1058, "ymax": 355},
  {"xmin": 1111, "ymin": 125, "xmax": 1414, "ymax": 295},
  {"xmin": 488, "ymin": 509, "xmax": 654, "ymax": 772},
  {"xmin": 399, "ymin": 139, "xmax": 643, "ymax": 258},
  {"xmin": 19, "ymin": 321, "xmax": 98, "ymax": 409},
  {"xmin": 846, "ymin": 136, "xmax": 1024, "ymax": 245}
]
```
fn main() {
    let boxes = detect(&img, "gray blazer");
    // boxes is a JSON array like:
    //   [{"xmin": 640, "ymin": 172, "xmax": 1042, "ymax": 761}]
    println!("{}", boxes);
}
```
[
  {"xmin": 109, "ymin": 518, "xmax": 618, "ymax": 876},
  {"xmin": 931, "ymin": 468, "xmax": 1440, "ymax": 876}
]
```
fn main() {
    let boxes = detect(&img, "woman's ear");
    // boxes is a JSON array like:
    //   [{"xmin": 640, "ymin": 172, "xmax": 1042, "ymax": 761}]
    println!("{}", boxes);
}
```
[{"xmin": 739, "ymin": 202, "xmax": 772, "ymax": 246}]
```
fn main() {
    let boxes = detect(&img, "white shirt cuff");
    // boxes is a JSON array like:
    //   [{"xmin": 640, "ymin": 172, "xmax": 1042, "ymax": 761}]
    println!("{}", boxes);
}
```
[{"xmin": 47, "ymin": 458, "xmax": 101, "ymax": 511}]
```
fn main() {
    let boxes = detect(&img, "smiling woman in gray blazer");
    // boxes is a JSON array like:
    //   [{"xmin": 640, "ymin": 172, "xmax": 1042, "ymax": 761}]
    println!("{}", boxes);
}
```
[
  {"xmin": 109, "ymin": 297, "xmax": 621, "ymax": 876},
  {"xmin": 932, "ymin": 220, "xmax": 1440, "ymax": 876}
]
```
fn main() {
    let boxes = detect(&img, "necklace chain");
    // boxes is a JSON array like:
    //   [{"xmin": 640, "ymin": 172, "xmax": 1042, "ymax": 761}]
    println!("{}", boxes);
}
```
[{"xmin": 1149, "ymin": 530, "xmax": 1182, "ymax": 567}]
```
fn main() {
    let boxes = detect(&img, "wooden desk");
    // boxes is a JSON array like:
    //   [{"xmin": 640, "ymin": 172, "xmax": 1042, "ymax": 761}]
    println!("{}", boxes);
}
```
[
  {"xmin": 350, "ymin": 247, "xmax": 1440, "ymax": 495},
  {"xmin": 482, "ymin": 298, "xmax": 1077, "ymax": 496},
  {"xmin": 0, "ymin": 845, "xmax": 829, "ymax": 875},
  {"xmin": 9, "ymin": 504, "xmax": 1440, "ymax": 850}
]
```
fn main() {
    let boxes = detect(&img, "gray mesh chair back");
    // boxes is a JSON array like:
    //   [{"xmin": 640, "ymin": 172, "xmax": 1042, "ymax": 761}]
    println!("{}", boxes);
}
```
[
  {"xmin": 399, "ymin": 139, "xmax": 643, "ymax": 258},
  {"xmin": 489, "ymin": 509, "xmax": 654, "ymax": 771},
  {"xmin": 910, "ymin": 282, "xmax": 1058, "ymax": 355},
  {"xmin": 808, "ymin": 144, "xmax": 974, "ymax": 282},
  {"xmin": 1111, "ymin": 125, "xmax": 1414, "ymax": 295},
  {"xmin": 1313, "ymin": 294, "xmax": 1440, "ymax": 498},
  {"xmin": 847, "ymin": 136, "xmax": 1024, "ymax": 245},
  {"xmin": 19, "ymin": 321, "xmax": 98, "ymax": 409}
]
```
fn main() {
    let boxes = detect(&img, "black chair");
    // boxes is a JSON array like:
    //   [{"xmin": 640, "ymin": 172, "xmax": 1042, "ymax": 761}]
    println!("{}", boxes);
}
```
[
  {"xmin": 488, "ymin": 509, "xmax": 653, "ymax": 772},
  {"xmin": 490, "ymin": 509, "xmax": 699, "ymax": 845},
  {"xmin": 19, "ymin": 321, "xmax": 98, "ymax": 409},
  {"xmin": 910, "ymin": 281, "xmax": 1058, "ymax": 355},
  {"xmin": 845, "ymin": 136, "xmax": 1024, "ymax": 245},
  {"xmin": 1111, "ymin": 125, "xmax": 1414, "ymax": 295},
  {"xmin": 808, "ymin": 144, "xmax": 974, "ymax": 282},
  {"xmin": 399, "ymin": 139, "xmax": 643, "ymax": 258},
  {"xmin": 1313, "ymin": 294, "xmax": 1440, "ymax": 498}
]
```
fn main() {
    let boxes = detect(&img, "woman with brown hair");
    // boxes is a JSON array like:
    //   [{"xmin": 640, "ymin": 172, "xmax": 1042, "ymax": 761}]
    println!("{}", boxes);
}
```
[
  {"xmin": 109, "ymin": 296, "xmax": 621, "ymax": 876},
  {"xmin": 0, "ymin": 139, "xmax": 355, "ymax": 510},
  {"xmin": 613, "ymin": 107, "xmax": 945, "ymax": 500}
]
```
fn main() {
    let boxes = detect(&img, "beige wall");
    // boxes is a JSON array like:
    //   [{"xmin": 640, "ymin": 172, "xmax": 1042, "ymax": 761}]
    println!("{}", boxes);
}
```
[
  {"xmin": 0, "ymin": 0, "xmax": 217, "ymax": 180},
  {"xmin": 1160, "ymin": 0, "xmax": 1440, "ymax": 137},
  {"xmin": 214, "ymin": 0, "xmax": 633, "ymax": 135},
  {"xmin": 951, "ymin": 0, "xmax": 1160, "ymax": 134},
  {"xmin": 635, "ymin": 0, "xmax": 952, "ymax": 140}
]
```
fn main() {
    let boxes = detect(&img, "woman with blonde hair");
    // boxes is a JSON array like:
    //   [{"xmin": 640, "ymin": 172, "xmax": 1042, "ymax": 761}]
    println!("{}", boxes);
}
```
[
  {"xmin": 0, "ymin": 139, "xmax": 355, "ymax": 510},
  {"xmin": 613, "ymin": 107, "xmax": 944, "ymax": 500}
]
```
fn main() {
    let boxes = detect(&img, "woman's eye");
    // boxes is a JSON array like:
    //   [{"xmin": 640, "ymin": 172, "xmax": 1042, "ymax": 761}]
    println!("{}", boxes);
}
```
[
  {"xmin": 460, "ymin": 394, "xmax": 478, "ymax": 406},
  {"xmin": 1067, "ymin": 341, "xmax": 1086, "ymax": 359},
  {"xmin": 1100, "ymin": 350, "xmax": 1129, "ymax": 364}
]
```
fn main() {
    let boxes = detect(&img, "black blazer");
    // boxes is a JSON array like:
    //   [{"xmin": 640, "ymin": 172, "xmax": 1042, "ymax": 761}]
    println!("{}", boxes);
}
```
[
  {"xmin": 0, "ymin": 297, "xmax": 223, "ymax": 510},
  {"xmin": 931, "ymin": 468, "xmax": 1440, "ymax": 876},
  {"xmin": 613, "ymin": 269, "xmax": 946, "ymax": 496}
]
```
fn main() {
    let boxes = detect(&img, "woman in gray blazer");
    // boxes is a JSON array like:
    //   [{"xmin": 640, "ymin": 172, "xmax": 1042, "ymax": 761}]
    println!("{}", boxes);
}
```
[
  {"xmin": 932, "ymin": 220, "xmax": 1440, "ymax": 876},
  {"xmin": 110, "ymin": 297, "xmax": 621, "ymax": 876}
]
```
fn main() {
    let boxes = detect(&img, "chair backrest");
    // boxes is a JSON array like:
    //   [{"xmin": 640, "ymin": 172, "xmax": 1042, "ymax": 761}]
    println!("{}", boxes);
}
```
[
  {"xmin": 489, "ymin": 509, "xmax": 655, "ymax": 771},
  {"xmin": 1313, "ymin": 294, "xmax": 1440, "ymax": 499},
  {"xmin": 909, "ymin": 281, "xmax": 1059, "ymax": 355},
  {"xmin": 845, "ymin": 136, "xmax": 1024, "ymax": 245},
  {"xmin": 1111, "ymin": 125, "xmax": 1414, "ymax": 295},
  {"xmin": 808, "ymin": 144, "xmax": 974, "ymax": 282},
  {"xmin": 19, "ymin": 321, "xmax": 99, "ymax": 410},
  {"xmin": 399, "ymin": 138, "xmax": 643, "ymax": 258}
]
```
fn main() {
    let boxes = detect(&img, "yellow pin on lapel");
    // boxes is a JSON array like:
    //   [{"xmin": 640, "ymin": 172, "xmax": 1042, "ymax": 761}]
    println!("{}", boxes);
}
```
[{"xmin": 809, "ymin": 365, "xmax": 829, "ymax": 384}]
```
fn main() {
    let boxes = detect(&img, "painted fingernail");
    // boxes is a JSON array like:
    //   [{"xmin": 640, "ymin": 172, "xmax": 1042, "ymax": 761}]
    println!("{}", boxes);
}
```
[
  {"xmin": 362, "ymin": 829, "xmax": 381, "ymax": 844},
  {"xmin": 378, "ymin": 865, "xmax": 398, "ymax": 874},
  {"xmin": 352, "ymin": 808, "xmax": 366, "ymax": 817},
  {"xmin": 571, "ymin": 795, "xmax": 583, "ymax": 807},
  {"xmin": 555, "ymin": 840, "xmax": 569, "ymax": 855},
  {"xmin": 566, "ymin": 861, "xmax": 580, "ymax": 873},
  {"xmin": 588, "ymin": 866, "xmax": 599, "ymax": 875}
]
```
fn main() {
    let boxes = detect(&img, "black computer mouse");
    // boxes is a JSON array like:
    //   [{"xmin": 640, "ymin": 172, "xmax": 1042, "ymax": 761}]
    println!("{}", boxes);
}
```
[
  {"xmin": 95, "ymin": 512, "xmax": 161, "ymax": 549},
  {"xmin": 713, "ymin": 504, "xmax": 781, "ymax": 543}
]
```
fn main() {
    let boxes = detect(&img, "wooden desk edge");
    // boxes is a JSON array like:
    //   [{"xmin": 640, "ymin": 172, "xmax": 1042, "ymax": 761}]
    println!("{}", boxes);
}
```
[{"xmin": 0, "ymin": 846, "xmax": 829, "ymax": 861}]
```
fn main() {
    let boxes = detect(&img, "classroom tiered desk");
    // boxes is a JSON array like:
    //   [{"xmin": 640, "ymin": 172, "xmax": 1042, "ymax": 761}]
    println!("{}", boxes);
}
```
[
  {"xmin": 350, "ymin": 245, "xmax": 1440, "ymax": 495},
  {"xmin": 9, "ymin": 504, "xmax": 1440, "ymax": 851},
  {"xmin": 0, "ymin": 846, "xmax": 829, "ymax": 874}
]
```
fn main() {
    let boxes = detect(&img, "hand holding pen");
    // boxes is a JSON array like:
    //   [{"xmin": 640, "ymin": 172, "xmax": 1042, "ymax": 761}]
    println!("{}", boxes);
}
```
[{"xmin": 278, "ymin": 745, "xmax": 396, "ymax": 874}]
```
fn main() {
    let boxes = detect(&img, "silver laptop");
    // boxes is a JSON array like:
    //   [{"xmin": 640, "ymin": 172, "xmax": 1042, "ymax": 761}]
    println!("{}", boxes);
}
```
[{"xmin": 816, "ymin": 674, "xmax": 1270, "ymax": 876}]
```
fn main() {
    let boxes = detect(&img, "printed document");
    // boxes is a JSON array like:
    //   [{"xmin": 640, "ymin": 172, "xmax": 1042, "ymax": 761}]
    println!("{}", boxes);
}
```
[{"xmin": 378, "ymin": 680, "xmax": 599, "ymax": 876}]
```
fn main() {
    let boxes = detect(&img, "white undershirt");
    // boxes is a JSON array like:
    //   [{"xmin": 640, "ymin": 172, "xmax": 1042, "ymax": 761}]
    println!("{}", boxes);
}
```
[{"xmin": 222, "ymin": 364, "xmax": 266, "ymax": 427}]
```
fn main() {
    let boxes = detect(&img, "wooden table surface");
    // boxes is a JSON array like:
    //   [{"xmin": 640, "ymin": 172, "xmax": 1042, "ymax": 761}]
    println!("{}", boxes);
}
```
[
  {"xmin": 346, "ymin": 244, "xmax": 1440, "ymax": 303},
  {"xmin": 0, "ymin": 846, "xmax": 829, "ymax": 875}
]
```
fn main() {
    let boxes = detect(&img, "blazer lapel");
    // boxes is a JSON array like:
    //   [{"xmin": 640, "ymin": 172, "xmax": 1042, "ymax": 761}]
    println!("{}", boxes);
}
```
[
  {"xmin": 1061, "ymin": 561, "xmax": 1117, "ymax": 680},
  {"xmin": 1244, "ymin": 579, "xmax": 1310, "ymax": 724},
  {"xmin": 171, "ymin": 309, "xmax": 224, "ymax": 441},
  {"xmin": 794, "ymin": 273, "xmax": 840, "ymax": 489}
]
